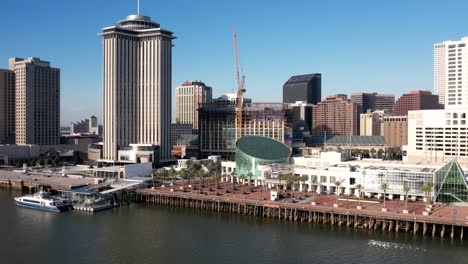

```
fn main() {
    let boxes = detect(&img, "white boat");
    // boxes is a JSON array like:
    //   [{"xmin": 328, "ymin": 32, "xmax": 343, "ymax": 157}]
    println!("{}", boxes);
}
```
[{"xmin": 14, "ymin": 191, "xmax": 72, "ymax": 212}]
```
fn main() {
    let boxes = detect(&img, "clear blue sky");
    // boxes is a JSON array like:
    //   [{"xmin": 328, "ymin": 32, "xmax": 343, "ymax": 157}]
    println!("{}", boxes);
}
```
[{"xmin": 1, "ymin": 0, "xmax": 467, "ymax": 125}]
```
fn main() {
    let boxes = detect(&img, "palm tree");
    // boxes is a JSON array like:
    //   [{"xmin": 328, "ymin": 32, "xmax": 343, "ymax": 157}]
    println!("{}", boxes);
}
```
[
  {"xmin": 380, "ymin": 183, "xmax": 390, "ymax": 209},
  {"xmin": 169, "ymin": 166, "xmax": 177, "ymax": 185},
  {"xmin": 370, "ymin": 148, "xmax": 376, "ymax": 158},
  {"xmin": 179, "ymin": 169, "xmax": 188, "ymax": 186},
  {"xmin": 246, "ymin": 172, "xmax": 254, "ymax": 186},
  {"xmin": 421, "ymin": 182, "xmax": 434, "ymax": 208},
  {"xmin": 151, "ymin": 168, "xmax": 159, "ymax": 188},
  {"xmin": 355, "ymin": 184, "xmax": 363, "ymax": 206},
  {"xmin": 231, "ymin": 172, "xmax": 237, "ymax": 192},
  {"xmin": 212, "ymin": 171, "xmax": 221, "ymax": 190},
  {"xmin": 402, "ymin": 184, "xmax": 410, "ymax": 211},
  {"xmin": 334, "ymin": 181, "xmax": 342, "ymax": 204},
  {"xmin": 311, "ymin": 178, "xmax": 318, "ymax": 193},
  {"xmin": 239, "ymin": 174, "xmax": 247, "ymax": 185},
  {"xmin": 197, "ymin": 170, "xmax": 206, "ymax": 191},
  {"xmin": 299, "ymin": 175, "xmax": 308, "ymax": 194}
]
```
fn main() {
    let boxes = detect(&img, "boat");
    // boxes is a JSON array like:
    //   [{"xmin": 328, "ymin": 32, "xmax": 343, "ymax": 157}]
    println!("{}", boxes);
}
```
[{"xmin": 14, "ymin": 190, "xmax": 73, "ymax": 212}]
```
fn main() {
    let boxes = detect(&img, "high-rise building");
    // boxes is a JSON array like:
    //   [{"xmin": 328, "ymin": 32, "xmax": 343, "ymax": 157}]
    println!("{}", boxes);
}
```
[
  {"xmin": 198, "ymin": 102, "xmax": 289, "ymax": 160},
  {"xmin": 393, "ymin": 90, "xmax": 443, "ymax": 116},
  {"xmin": 171, "ymin": 123, "xmax": 194, "ymax": 147},
  {"xmin": 351, "ymin": 92, "xmax": 395, "ymax": 113},
  {"xmin": 434, "ymin": 37, "xmax": 468, "ymax": 106},
  {"xmin": 312, "ymin": 95, "xmax": 361, "ymax": 136},
  {"xmin": 359, "ymin": 111, "xmax": 380, "ymax": 136},
  {"xmin": 406, "ymin": 108, "xmax": 468, "ymax": 163},
  {"xmin": 382, "ymin": 115, "xmax": 407, "ymax": 147},
  {"xmin": 71, "ymin": 116, "xmax": 100, "ymax": 135},
  {"xmin": 0, "ymin": 69, "xmax": 15, "ymax": 143},
  {"xmin": 100, "ymin": 12, "xmax": 174, "ymax": 163},
  {"xmin": 175, "ymin": 81, "xmax": 212, "ymax": 130},
  {"xmin": 283, "ymin": 73, "xmax": 321, "ymax": 104},
  {"xmin": 9, "ymin": 57, "xmax": 60, "ymax": 145}
]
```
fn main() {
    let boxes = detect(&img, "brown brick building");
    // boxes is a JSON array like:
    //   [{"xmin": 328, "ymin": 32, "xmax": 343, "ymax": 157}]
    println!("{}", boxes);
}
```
[
  {"xmin": 382, "ymin": 115, "xmax": 407, "ymax": 147},
  {"xmin": 312, "ymin": 95, "xmax": 361, "ymax": 136},
  {"xmin": 393, "ymin": 90, "xmax": 442, "ymax": 116}
]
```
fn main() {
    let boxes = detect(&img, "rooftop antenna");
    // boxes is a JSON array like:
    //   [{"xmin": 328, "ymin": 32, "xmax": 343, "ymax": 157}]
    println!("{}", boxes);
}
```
[{"xmin": 137, "ymin": 0, "xmax": 140, "ymax": 15}]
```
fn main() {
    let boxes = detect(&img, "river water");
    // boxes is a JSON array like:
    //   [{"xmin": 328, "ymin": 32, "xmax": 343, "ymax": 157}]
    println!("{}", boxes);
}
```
[{"xmin": 1, "ymin": 189, "xmax": 467, "ymax": 264}]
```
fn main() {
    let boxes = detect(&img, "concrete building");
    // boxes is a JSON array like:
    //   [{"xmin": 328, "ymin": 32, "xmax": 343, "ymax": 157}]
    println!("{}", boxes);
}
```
[
  {"xmin": 213, "ymin": 93, "xmax": 252, "ymax": 105},
  {"xmin": 175, "ymin": 81, "xmax": 212, "ymax": 130},
  {"xmin": 393, "ymin": 90, "xmax": 442, "ymax": 116},
  {"xmin": 406, "ymin": 107, "xmax": 468, "ymax": 163},
  {"xmin": 71, "ymin": 116, "xmax": 99, "ymax": 135},
  {"xmin": 198, "ymin": 102, "xmax": 290, "ymax": 160},
  {"xmin": 382, "ymin": 116, "xmax": 407, "ymax": 147},
  {"xmin": 100, "ymin": 13, "xmax": 174, "ymax": 163},
  {"xmin": 283, "ymin": 74, "xmax": 321, "ymax": 105},
  {"xmin": 312, "ymin": 95, "xmax": 361, "ymax": 136},
  {"xmin": 9, "ymin": 57, "xmax": 60, "ymax": 145},
  {"xmin": 434, "ymin": 37, "xmax": 468, "ymax": 106},
  {"xmin": 0, "ymin": 69, "xmax": 15, "ymax": 143},
  {"xmin": 351, "ymin": 92, "xmax": 395, "ymax": 113},
  {"xmin": 223, "ymin": 151, "xmax": 468, "ymax": 204},
  {"xmin": 360, "ymin": 111, "xmax": 381, "ymax": 136}
]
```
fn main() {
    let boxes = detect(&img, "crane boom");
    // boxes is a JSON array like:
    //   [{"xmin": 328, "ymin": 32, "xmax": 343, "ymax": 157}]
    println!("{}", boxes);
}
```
[{"xmin": 233, "ymin": 28, "xmax": 245, "ymax": 141}]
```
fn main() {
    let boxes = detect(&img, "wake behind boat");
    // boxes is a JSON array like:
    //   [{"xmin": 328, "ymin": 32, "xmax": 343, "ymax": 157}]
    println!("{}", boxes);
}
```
[{"xmin": 14, "ymin": 190, "xmax": 72, "ymax": 212}]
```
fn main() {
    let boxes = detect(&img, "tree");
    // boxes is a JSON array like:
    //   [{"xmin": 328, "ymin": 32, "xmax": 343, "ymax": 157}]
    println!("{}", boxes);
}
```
[
  {"xmin": 179, "ymin": 169, "xmax": 189, "ymax": 186},
  {"xmin": 402, "ymin": 183, "xmax": 410, "ymax": 211},
  {"xmin": 394, "ymin": 147, "xmax": 403, "ymax": 160},
  {"xmin": 355, "ymin": 184, "xmax": 363, "ymax": 206},
  {"xmin": 421, "ymin": 182, "xmax": 434, "ymax": 208},
  {"xmin": 299, "ymin": 175, "xmax": 308, "ymax": 194},
  {"xmin": 169, "ymin": 166, "xmax": 177, "ymax": 185},
  {"xmin": 239, "ymin": 174, "xmax": 247, "ymax": 185},
  {"xmin": 370, "ymin": 148, "xmax": 376, "ymax": 158},
  {"xmin": 197, "ymin": 170, "xmax": 206, "ymax": 190},
  {"xmin": 377, "ymin": 148, "xmax": 384, "ymax": 159},
  {"xmin": 380, "ymin": 183, "xmax": 390, "ymax": 209},
  {"xmin": 212, "ymin": 171, "xmax": 221, "ymax": 190},
  {"xmin": 151, "ymin": 169, "xmax": 159, "ymax": 188},
  {"xmin": 334, "ymin": 181, "xmax": 342, "ymax": 204},
  {"xmin": 311, "ymin": 178, "xmax": 318, "ymax": 193},
  {"xmin": 246, "ymin": 172, "xmax": 253, "ymax": 186}
]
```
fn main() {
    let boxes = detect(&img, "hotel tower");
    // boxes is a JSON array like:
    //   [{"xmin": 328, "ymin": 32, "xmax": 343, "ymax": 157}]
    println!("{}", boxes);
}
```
[{"xmin": 100, "ymin": 11, "xmax": 175, "ymax": 162}]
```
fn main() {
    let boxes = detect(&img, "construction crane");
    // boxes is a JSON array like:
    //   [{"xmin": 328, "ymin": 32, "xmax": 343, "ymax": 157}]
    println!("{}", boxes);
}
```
[{"xmin": 233, "ymin": 28, "xmax": 246, "ymax": 141}]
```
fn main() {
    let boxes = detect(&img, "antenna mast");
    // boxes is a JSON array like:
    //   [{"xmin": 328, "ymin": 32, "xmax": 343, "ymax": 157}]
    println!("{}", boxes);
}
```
[{"xmin": 137, "ymin": 0, "xmax": 140, "ymax": 15}]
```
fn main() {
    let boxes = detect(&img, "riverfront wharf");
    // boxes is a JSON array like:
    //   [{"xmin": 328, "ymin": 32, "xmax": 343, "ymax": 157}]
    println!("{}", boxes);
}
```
[
  {"xmin": 0, "ymin": 170, "xmax": 95, "ymax": 192},
  {"xmin": 137, "ymin": 180, "xmax": 468, "ymax": 240}
]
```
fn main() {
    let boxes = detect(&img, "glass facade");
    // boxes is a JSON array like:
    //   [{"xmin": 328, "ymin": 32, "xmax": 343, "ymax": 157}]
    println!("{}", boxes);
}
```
[
  {"xmin": 434, "ymin": 160, "xmax": 468, "ymax": 203},
  {"xmin": 236, "ymin": 150, "xmax": 289, "ymax": 179},
  {"xmin": 361, "ymin": 170, "xmax": 432, "ymax": 197}
]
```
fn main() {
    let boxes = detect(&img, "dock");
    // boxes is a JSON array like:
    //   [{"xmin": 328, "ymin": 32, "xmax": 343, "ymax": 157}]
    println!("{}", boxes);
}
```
[
  {"xmin": 0, "ymin": 170, "xmax": 95, "ymax": 192},
  {"xmin": 137, "ymin": 180, "xmax": 468, "ymax": 240}
]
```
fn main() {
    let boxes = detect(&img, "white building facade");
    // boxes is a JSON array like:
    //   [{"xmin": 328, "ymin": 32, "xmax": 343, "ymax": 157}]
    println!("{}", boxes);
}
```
[
  {"xmin": 434, "ymin": 37, "xmax": 468, "ymax": 106},
  {"xmin": 406, "ymin": 108, "xmax": 468, "ymax": 163},
  {"xmin": 100, "ymin": 14, "xmax": 174, "ymax": 163}
]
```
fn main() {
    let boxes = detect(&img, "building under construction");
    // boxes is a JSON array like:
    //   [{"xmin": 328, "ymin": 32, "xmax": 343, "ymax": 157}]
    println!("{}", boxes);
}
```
[{"xmin": 198, "ymin": 102, "xmax": 292, "ymax": 160}]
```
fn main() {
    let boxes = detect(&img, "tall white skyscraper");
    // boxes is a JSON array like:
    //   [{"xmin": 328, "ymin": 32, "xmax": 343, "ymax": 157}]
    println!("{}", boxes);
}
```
[
  {"xmin": 100, "ymin": 12, "xmax": 175, "ymax": 162},
  {"xmin": 434, "ymin": 37, "xmax": 468, "ymax": 107}
]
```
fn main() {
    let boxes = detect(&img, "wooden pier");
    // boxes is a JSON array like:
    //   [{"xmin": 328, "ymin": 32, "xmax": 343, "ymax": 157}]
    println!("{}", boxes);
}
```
[{"xmin": 136, "ymin": 185, "xmax": 468, "ymax": 240}]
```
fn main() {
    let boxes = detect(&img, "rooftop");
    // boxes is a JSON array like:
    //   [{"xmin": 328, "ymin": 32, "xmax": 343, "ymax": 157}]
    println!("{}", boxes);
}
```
[{"xmin": 237, "ymin": 136, "xmax": 290, "ymax": 161}]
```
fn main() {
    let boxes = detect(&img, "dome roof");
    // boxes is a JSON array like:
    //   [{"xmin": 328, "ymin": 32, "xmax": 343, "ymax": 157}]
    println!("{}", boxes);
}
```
[{"xmin": 236, "ymin": 136, "xmax": 290, "ymax": 161}]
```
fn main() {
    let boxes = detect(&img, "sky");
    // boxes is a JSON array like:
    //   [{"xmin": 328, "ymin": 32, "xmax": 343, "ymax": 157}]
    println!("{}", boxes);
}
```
[{"xmin": 1, "ymin": 0, "xmax": 467, "ymax": 125}]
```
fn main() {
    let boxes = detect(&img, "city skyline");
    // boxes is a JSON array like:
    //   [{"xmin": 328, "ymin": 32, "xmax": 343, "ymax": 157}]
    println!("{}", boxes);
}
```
[{"xmin": 1, "ymin": 0, "xmax": 468, "ymax": 124}]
